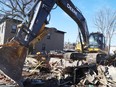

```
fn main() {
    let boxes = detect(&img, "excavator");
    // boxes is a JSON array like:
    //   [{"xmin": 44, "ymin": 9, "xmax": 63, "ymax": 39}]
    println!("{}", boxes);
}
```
[
  {"xmin": 75, "ymin": 32, "xmax": 106, "ymax": 52},
  {"xmin": 0, "ymin": 0, "xmax": 106, "ymax": 86}
]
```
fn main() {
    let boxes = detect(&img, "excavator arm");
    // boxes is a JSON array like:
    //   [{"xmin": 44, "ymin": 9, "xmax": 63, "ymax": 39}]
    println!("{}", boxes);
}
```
[
  {"xmin": 14, "ymin": 0, "xmax": 89, "ymax": 48},
  {"xmin": 57, "ymin": 0, "xmax": 89, "ymax": 45},
  {"xmin": 14, "ymin": 0, "xmax": 56, "ymax": 46},
  {"xmin": 0, "ymin": 0, "xmax": 89, "ymax": 86}
]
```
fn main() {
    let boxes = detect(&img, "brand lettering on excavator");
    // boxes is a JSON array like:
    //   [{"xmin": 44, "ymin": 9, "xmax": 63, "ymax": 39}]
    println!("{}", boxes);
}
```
[{"xmin": 67, "ymin": 3, "xmax": 77, "ymax": 16}]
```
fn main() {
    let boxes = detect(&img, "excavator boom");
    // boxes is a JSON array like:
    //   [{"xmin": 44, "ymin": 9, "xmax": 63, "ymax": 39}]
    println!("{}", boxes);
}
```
[{"xmin": 0, "ymin": 0, "xmax": 91, "ymax": 86}]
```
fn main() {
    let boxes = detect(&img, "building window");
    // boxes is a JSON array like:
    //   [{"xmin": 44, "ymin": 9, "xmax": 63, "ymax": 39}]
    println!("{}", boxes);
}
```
[
  {"xmin": 42, "ymin": 43, "xmax": 46, "ymax": 51},
  {"xmin": 47, "ymin": 33, "xmax": 51, "ymax": 39},
  {"xmin": 11, "ymin": 25, "xmax": 17, "ymax": 33}
]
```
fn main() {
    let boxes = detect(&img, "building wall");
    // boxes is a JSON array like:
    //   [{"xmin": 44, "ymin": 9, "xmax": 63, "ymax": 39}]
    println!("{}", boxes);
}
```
[
  {"xmin": 4, "ymin": 20, "xmax": 20, "ymax": 43},
  {"xmin": 0, "ymin": 19, "xmax": 21, "ymax": 44},
  {"xmin": 0, "ymin": 18, "xmax": 65, "ymax": 53},
  {"xmin": 34, "ymin": 28, "xmax": 65, "ymax": 53}
]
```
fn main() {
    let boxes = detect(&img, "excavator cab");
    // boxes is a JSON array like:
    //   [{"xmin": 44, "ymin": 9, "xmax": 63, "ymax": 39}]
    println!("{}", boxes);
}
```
[{"xmin": 88, "ymin": 32, "xmax": 105, "ymax": 52}]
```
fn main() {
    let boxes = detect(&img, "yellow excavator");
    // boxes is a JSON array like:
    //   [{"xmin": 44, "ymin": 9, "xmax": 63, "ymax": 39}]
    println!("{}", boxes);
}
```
[
  {"xmin": 88, "ymin": 32, "xmax": 106, "ymax": 52},
  {"xmin": 75, "ymin": 32, "xmax": 106, "ymax": 53},
  {"xmin": 0, "ymin": 0, "xmax": 106, "ymax": 86}
]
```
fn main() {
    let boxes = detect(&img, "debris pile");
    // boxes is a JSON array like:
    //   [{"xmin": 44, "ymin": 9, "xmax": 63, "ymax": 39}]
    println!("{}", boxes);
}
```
[
  {"xmin": 0, "ymin": 70, "xmax": 17, "ymax": 87},
  {"xmin": 0, "ymin": 52, "xmax": 116, "ymax": 87}
]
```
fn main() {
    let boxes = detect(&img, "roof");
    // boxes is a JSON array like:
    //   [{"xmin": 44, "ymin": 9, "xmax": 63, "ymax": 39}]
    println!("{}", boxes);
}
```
[
  {"xmin": 0, "ymin": 18, "xmax": 66, "ymax": 34},
  {"xmin": 90, "ymin": 32, "xmax": 103, "ymax": 35},
  {"xmin": 56, "ymin": 29, "xmax": 66, "ymax": 34},
  {"xmin": 46, "ymin": 27, "xmax": 66, "ymax": 34},
  {"xmin": 0, "ymin": 17, "xmax": 22, "ymax": 24}
]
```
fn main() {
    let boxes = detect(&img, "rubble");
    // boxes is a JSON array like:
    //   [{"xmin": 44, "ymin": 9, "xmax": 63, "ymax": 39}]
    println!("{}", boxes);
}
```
[
  {"xmin": 0, "ymin": 70, "xmax": 17, "ymax": 87},
  {"xmin": 0, "ymin": 52, "xmax": 116, "ymax": 87}
]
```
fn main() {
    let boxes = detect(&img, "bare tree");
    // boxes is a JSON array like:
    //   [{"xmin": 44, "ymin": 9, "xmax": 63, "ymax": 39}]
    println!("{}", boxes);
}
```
[
  {"xmin": 0, "ymin": 0, "xmax": 34, "ymax": 21},
  {"xmin": 94, "ymin": 8, "xmax": 116, "ymax": 54}
]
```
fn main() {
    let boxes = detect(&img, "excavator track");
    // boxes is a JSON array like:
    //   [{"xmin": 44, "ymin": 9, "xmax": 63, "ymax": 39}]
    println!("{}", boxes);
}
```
[
  {"xmin": 86, "ymin": 53, "xmax": 107, "ymax": 64},
  {"xmin": 86, "ymin": 53, "xmax": 98, "ymax": 64}
]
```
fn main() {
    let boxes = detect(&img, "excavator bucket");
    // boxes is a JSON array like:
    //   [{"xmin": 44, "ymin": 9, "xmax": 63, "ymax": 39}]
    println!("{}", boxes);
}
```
[{"xmin": 0, "ymin": 41, "xmax": 27, "ymax": 87}]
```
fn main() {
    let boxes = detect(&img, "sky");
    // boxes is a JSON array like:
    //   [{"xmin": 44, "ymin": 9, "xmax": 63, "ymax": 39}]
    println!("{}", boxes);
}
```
[{"xmin": 46, "ymin": 0, "xmax": 116, "ymax": 45}]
